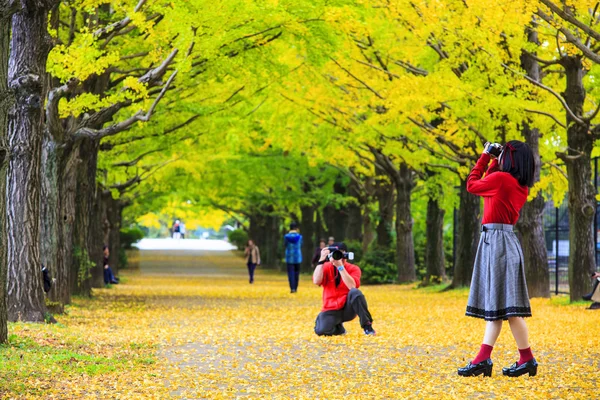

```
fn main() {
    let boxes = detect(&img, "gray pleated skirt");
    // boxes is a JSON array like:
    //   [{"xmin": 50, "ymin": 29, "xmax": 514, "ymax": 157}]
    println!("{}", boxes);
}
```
[{"xmin": 466, "ymin": 223, "xmax": 531, "ymax": 321}]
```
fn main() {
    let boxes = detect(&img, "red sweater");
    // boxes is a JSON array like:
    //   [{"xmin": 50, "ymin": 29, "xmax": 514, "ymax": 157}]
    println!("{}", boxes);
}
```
[
  {"xmin": 319, "ymin": 262, "xmax": 361, "ymax": 311},
  {"xmin": 466, "ymin": 153, "xmax": 528, "ymax": 225}
]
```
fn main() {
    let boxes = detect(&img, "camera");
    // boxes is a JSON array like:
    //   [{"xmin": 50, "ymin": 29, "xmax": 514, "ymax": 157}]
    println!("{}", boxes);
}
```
[
  {"xmin": 327, "ymin": 246, "xmax": 354, "ymax": 261},
  {"xmin": 486, "ymin": 142, "xmax": 503, "ymax": 158}
]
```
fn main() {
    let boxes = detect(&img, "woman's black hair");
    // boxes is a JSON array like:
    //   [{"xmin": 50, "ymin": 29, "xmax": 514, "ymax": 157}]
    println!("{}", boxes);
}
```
[
  {"xmin": 499, "ymin": 140, "xmax": 535, "ymax": 187},
  {"xmin": 103, "ymin": 245, "xmax": 109, "ymax": 251}
]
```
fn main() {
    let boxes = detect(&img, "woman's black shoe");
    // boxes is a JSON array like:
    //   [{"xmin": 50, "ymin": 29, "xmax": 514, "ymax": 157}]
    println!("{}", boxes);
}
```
[
  {"xmin": 502, "ymin": 358, "xmax": 538, "ymax": 377},
  {"xmin": 457, "ymin": 359, "xmax": 493, "ymax": 377}
]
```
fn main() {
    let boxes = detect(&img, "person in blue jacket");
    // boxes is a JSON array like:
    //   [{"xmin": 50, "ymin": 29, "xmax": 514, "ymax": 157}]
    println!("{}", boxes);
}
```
[{"xmin": 284, "ymin": 222, "xmax": 303, "ymax": 293}]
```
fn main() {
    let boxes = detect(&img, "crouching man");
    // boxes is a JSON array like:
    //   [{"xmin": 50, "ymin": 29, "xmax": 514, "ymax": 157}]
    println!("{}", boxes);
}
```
[{"xmin": 313, "ymin": 242, "xmax": 376, "ymax": 336}]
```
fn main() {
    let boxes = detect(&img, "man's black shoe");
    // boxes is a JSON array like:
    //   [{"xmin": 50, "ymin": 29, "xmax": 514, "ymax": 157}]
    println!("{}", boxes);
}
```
[
  {"xmin": 502, "ymin": 358, "xmax": 538, "ymax": 377},
  {"xmin": 458, "ymin": 359, "xmax": 493, "ymax": 377}
]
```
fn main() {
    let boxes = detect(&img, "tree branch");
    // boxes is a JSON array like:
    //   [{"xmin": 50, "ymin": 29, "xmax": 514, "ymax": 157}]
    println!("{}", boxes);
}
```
[
  {"xmin": 543, "ymin": 160, "xmax": 568, "ymax": 179},
  {"xmin": 94, "ymin": 0, "xmax": 148, "ymax": 40},
  {"xmin": 539, "ymin": 0, "xmax": 600, "ymax": 42},
  {"xmin": 111, "ymin": 148, "xmax": 165, "ymax": 168},
  {"xmin": 74, "ymin": 69, "xmax": 178, "ymax": 141},
  {"xmin": 524, "ymin": 108, "xmax": 567, "ymax": 128},
  {"xmin": 502, "ymin": 62, "xmax": 586, "ymax": 126},
  {"xmin": 330, "ymin": 57, "xmax": 385, "ymax": 99}
]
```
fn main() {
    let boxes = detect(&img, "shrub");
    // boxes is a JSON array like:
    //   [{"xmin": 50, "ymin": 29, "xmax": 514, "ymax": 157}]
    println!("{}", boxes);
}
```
[
  {"xmin": 121, "ymin": 226, "xmax": 145, "ymax": 249},
  {"xmin": 360, "ymin": 246, "xmax": 397, "ymax": 284},
  {"xmin": 343, "ymin": 239, "xmax": 363, "ymax": 264},
  {"xmin": 228, "ymin": 229, "xmax": 248, "ymax": 250}
]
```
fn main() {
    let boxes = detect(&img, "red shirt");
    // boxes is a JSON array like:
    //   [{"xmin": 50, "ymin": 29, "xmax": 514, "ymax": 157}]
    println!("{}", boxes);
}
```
[
  {"xmin": 319, "ymin": 261, "xmax": 361, "ymax": 311},
  {"xmin": 466, "ymin": 153, "xmax": 528, "ymax": 225}
]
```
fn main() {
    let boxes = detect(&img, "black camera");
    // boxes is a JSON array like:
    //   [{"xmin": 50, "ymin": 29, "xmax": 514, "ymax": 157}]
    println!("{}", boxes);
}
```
[
  {"xmin": 486, "ymin": 142, "xmax": 503, "ymax": 158},
  {"xmin": 327, "ymin": 246, "xmax": 354, "ymax": 261}
]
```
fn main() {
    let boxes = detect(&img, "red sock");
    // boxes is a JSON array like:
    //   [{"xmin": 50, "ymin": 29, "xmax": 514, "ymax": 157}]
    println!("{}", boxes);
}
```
[
  {"xmin": 517, "ymin": 347, "xmax": 534, "ymax": 365},
  {"xmin": 472, "ymin": 344, "xmax": 493, "ymax": 365}
]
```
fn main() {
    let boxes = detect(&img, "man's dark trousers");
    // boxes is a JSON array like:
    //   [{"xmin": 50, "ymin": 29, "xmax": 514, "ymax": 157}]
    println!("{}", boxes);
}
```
[
  {"xmin": 287, "ymin": 263, "xmax": 300, "ymax": 291},
  {"xmin": 314, "ymin": 288, "xmax": 373, "ymax": 335}
]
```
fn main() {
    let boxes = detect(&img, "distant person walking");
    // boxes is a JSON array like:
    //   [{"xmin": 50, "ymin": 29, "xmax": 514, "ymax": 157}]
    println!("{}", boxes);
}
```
[
  {"xmin": 244, "ymin": 239, "xmax": 261, "ymax": 284},
  {"xmin": 172, "ymin": 220, "xmax": 181, "ymax": 239},
  {"xmin": 180, "ymin": 222, "xmax": 186, "ymax": 239},
  {"xmin": 312, "ymin": 238, "xmax": 327, "ymax": 268},
  {"xmin": 284, "ymin": 222, "xmax": 303, "ymax": 293}
]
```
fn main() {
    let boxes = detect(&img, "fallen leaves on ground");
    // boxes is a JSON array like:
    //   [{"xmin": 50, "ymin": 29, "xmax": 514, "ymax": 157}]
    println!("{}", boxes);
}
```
[{"xmin": 1, "ymin": 251, "xmax": 599, "ymax": 399}]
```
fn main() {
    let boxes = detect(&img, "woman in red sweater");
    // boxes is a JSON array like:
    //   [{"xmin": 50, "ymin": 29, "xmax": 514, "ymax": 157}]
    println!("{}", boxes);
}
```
[{"xmin": 458, "ymin": 140, "xmax": 537, "ymax": 378}]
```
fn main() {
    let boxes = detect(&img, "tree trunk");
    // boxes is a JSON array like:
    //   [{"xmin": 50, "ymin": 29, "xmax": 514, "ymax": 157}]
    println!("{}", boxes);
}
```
[
  {"xmin": 60, "ymin": 145, "xmax": 78, "ymax": 303},
  {"xmin": 72, "ymin": 140, "xmax": 99, "ymax": 296},
  {"xmin": 6, "ymin": 6, "xmax": 51, "ymax": 322},
  {"xmin": 395, "ymin": 163, "xmax": 416, "ymax": 282},
  {"xmin": 516, "ymin": 28, "xmax": 549, "ymax": 298},
  {"xmin": 424, "ymin": 197, "xmax": 446, "ymax": 283},
  {"xmin": 0, "ymin": 2, "xmax": 12, "ymax": 342},
  {"xmin": 40, "ymin": 133, "xmax": 63, "ymax": 312},
  {"xmin": 375, "ymin": 167, "xmax": 394, "ymax": 249},
  {"xmin": 450, "ymin": 179, "xmax": 481, "ymax": 288},
  {"xmin": 562, "ymin": 56, "xmax": 596, "ymax": 302},
  {"xmin": 108, "ymin": 199, "xmax": 122, "ymax": 274},
  {"xmin": 362, "ymin": 211, "xmax": 374, "ymax": 254},
  {"xmin": 517, "ymin": 123, "xmax": 550, "ymax": 298},
  {"xmin": 345, "ymin": 182, "xmax": 363, "ymax": 242},
  {"xmin": 300, "ymin": 204, "xmax": 315, "ymax": 272}
]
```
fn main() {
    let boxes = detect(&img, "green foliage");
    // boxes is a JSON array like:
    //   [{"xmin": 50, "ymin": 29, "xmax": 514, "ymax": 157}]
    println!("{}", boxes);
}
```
[
  {"xmin": 73, "ymin": 247, "xmax": 94, "ymax": 292},
  {"xmin": 343, "ymin": 239, "xmax": 363, "ymax": 264},
  {"xmin": 360, "ymin": 246, "xmax": 396, "ymax": 284},
  {"xmin": 228, "ymin": 229, "xmax": 249, "ymax": 251},
  {"xmin": 120, "ymin": 227, "xmax": 145, "ymax": 250}
]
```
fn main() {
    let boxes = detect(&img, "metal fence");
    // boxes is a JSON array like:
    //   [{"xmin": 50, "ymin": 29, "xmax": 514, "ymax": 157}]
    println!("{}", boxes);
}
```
[{"xmin": 543, "ymin": 200, "xmax": 570, "ymax": 294}]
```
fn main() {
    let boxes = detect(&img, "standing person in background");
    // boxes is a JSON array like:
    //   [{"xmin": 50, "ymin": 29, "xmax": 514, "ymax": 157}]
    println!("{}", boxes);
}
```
[
  {"xmin": 172, "ymin": 220, "xmax": 181, "ymax": 239},
  {"xmin": 457, "ymin": 141, "xmax": 537, "ymax": 378},
  {"xmin": 327, "ymin": 236, "xmax": 335, "ymax": 247},
  {"xmin": 180, "ymin": 222, "xmax": 186, "ymax": 239},
  {"xmin": 103, "ymin": 245, "xmax": 119, "ymax": 285},
  {"xmin": 284, "ymin": 222, "xmax": 303, "ymax": 293},
  {"xmin": 312, "ymin": 238, "xmax": 327, "ymax": 268},
  {"xmin": 244, "ymin": 239, "xmax": 261, "ymax": 284}
]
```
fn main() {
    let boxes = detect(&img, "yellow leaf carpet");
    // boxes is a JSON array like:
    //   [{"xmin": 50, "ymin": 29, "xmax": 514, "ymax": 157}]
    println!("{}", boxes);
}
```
[{"xmin": 1, "ymin": 249, "xmax": 598, "ymax": 399}]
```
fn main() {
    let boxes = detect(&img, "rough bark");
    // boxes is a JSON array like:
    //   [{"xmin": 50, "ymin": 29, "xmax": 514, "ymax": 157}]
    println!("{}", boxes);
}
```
[
  {"xmin": 0, "ymin": 1, "xmax": 13, "ymax": 342},
  {"xmin": 60, "ymin": 145, "xmax": 78, "ymax": 303},
  {"xmin": 562, "ymin": 56, "xmax": 596, "ymax": 301},
  {"xmin": 424, "ymin": 197, "xmax": 446, "ymax": 283},
  {"xmin": 40, "ymin": 133, "xmax": 63, "ymax": 312},
  {"xmin": 7, "ymin": 5, "xmax": 52, "ymax": 322},
  {"xmin": 450, "ymin": 179, "xmax": 481, "ymax": 288},
  {"xmin": 249, "ymin": 211, "xmax": 280, "ymax": 270},
  {"xmin": 300, "ymin": 204, "xmax": 315, "ymax": 272},
  {"xmin": 374, "ymin": 167, "xmax": 394, "ymax": 249},
  {"xmin": 394, "ymin": 163, "xmax": 416, "ymax": 282},
  {"xmin": 516, "ymin": 28, "xmax": 550, "ymax": 298}
]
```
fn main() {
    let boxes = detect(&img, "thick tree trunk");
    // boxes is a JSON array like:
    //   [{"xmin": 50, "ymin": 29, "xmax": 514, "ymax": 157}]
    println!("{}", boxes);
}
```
[
  {"xmin": 362, "ymin": 211, "xmax": 374, "ymax": 254},
  {"xmin": 375, "ymin": 167, "xmax": 394, "ymax": 249},
  {"xmin": 424, "ymin": 197, "xmax": 446, "ymax": 283},
  {"xmin": 60, "ymin": 145, "xmax": 78, "ymax": 302},
  {"xmin": 450, "ymin": 179, "xmax": 481, "ymax": 288},
  {"xmin": 72, "ymin": 140, "xmax": 99, "ymax": 296},
  {"xmin": 7, "ymin": 6, "xmax": 51, "ymax": 322},
  {"xmin": 395, "ymin": 163, "xmax": 416, "ymax": 282},
  {"xmin": 40, "ymin": 134, "xmax": 63, "ymax": 312},
  {"xmin": 0, "ymin": 3, "xmax": 12, "ymax": 342},
  {"xmin": 517, "ymin": 124, "xmax": 550, "ymax": 298},
  {"xmin": 249, "ymin": 212, "xmax": 280, "ymax": 270},
  {"xmin": 516, "ymin": 28, "xmax": 549, "ymax": 298},
  {"xmin": 300, "ymin": 204, "xmax": 315, "ymax": 272},
  {"xmin": 562, "ymin": 56, "xmax": 596, "ymax": 302}
]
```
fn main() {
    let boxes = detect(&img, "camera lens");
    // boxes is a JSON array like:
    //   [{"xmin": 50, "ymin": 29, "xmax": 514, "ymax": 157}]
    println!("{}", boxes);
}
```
[{"xmin": 331, "ymin": 250, "xmax": 344, "ymax": 260}]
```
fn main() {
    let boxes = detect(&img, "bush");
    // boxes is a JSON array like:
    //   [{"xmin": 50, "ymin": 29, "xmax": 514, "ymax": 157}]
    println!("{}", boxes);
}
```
[
  {"xmin": 120, "ymin": 226, "xmax": 145, "ymax": 249},
  {"xmin": 227, "ymin": 229, "xmax": 248, "ymax": 250},
  {"xmin": 343, "ymin": 239, "xmax": 364, "ymax": 264},
  {"xmin": 360, "ymin": 246, "xmax": 397, "ymax": 284}
]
